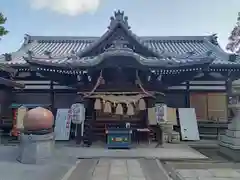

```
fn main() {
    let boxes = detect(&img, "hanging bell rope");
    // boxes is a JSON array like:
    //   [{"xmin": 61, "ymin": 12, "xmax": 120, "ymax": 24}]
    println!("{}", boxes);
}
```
[
  {"xmin": 104, "ymin": 101, "xmax": 112, "ymax": 113},
  {"xmin": 94, "ymin": 98, "xmax": 102, "ymax": 110},
  {"xmin": 127, "ymin": 103, "xmax": 135, "ymax": 116},
  {"xmin": 84, "ymin": 70, "xmax": 103, "ymax": 98},
  {"xmin": 115, "ymin": 103, "xmax": 123, "ymax": 115},
  {"xmin": 136, "ymin": 70, "xmax": 158, "ymax": 98},
  {"xmin": 138, "ymin": 98, "xmax": 146, "ymax": 110}
]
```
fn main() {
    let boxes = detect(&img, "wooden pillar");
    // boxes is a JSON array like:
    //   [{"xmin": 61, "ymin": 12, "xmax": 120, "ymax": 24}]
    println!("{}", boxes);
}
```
[
  {"xmin": 226, "ymin": 78, "xmax": 232, "ymax": 122},
  {"xmin": 185, "ymin": 81, "xmax": 190, "ymax": 108},
  {"xmin": 50, "ymin": 81, "xmax": 54, "ymax": 112}
]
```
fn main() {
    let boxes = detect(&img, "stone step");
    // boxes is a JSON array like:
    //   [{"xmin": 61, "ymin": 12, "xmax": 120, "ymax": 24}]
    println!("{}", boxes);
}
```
[{"xmin": 219, "ymin": 136, "xmax": 240, "ymax": 149}]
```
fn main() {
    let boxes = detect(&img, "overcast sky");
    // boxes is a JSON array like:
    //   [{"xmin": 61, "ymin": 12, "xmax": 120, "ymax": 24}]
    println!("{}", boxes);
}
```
[{"xmin": 0, "ymin": 0, "xmax": 239, "ymax": 54}]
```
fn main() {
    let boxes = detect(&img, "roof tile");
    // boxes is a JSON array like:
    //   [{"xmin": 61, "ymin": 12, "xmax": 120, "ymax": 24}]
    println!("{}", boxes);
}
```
[{"xmin": 0, "ymin": 35, "xmax": 232, "ymax": 66}]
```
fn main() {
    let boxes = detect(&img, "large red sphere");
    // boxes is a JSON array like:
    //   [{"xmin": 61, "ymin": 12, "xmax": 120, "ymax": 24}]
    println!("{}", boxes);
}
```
[{"xmin": 23, "ymin": 107, "xmax": 54, "ymax": 130}]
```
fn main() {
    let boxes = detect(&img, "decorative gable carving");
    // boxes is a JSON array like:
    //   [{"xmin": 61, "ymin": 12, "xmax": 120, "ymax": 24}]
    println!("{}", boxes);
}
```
[
  {"xmin": 104, "ymin": 34, "xmax": 135, "ymax": 52},
  {"xmin": 77, "ymin": 10, "xmax": 158, "ymax": 58}
]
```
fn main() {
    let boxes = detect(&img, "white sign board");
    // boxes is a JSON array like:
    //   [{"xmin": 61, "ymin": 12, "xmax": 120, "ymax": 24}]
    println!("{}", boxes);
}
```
[
  {"xmin": 178, "ymin": 108, "xmax": 200, "ymax": 141},
  {"xmin": 70, "ymin": 103, "xmax": 85, "ymax": 124},
  {"xmin": 54, "ymin": 109, "xmax": 72, "ymax": 141}
]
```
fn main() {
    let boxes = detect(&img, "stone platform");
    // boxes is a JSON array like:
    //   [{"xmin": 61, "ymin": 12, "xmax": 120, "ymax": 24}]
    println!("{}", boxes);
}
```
[
  {"xmin": 219, "ymin": 144, "xmax": 240, "ymax": 161},
  {"xmin": 57, "ymin": 143, "xmax": 208, "ymax": 160}
]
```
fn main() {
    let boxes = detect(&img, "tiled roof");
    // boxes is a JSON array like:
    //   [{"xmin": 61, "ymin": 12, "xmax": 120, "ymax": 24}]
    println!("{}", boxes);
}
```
[
  {"xmin": 1, "ymin": 35, "xmax": 233, "ymax": 66},
  {"xmin": 0, "ymin": 10, "xmax": 235, "ymax": 68}
]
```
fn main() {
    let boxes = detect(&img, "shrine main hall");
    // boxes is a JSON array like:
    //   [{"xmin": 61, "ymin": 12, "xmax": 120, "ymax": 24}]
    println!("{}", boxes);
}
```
[{"xmin": 0, "ymin": 10, "xmax": 239, "ymax": 140}]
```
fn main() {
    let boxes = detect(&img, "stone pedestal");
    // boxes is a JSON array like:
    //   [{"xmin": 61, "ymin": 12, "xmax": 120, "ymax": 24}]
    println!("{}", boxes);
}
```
[
  {"xmin": 219, "ymin": 104, "xmax": 240, "ymax": 161},
  {"xmin": 17, "ymin": 133, "xmax": 54, "ymax": 164}
]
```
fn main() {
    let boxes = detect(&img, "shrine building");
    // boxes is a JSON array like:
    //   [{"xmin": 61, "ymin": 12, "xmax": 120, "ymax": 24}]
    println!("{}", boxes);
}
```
[{"xmin": 0, "ymin": 10, "xmax": 239, "ymax": 140}]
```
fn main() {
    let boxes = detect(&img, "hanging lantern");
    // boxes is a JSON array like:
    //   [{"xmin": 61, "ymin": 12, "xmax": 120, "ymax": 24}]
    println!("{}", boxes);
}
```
[
  {"xmin": 127, "ymin": 103, "xmax": 135, "ymax": 116},
  {"xmin": 104, "ymin": 101, "xmax": 112, "ymax": 113},
  {"xmin": 94, "ymin": 98, "xmax": 102, "ymax": 110},
  {"xmin": 70, "ymin": 103, "xmax": 85, "ymax": 124},
  {"xmin": 115, "ymin": 103, "xmax": 123, "ymax": 115},
  {"xmin": 138, "ymin": 98, "xmax": 146, "ymax": 110}
]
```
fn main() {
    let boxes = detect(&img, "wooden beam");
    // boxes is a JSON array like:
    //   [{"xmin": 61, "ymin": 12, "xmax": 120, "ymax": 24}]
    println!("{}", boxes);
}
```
[{"xmin": 0, "ymin": 77, "xmax": 25, "ymax": 88}]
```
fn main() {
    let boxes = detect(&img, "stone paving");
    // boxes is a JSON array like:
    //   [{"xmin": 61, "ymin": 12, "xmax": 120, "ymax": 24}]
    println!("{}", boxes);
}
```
[
  {"xmin": 3, "ymin": 141, "xmax": 240, "ymax": 180},
  {"xmin": 57, "ymin": 143, "xmax": 207, "ymax": 160},
  {"xmin": 94, "ymin": 159, "xmax": 145, "ymax": 180},
  {"xmin": 176, "ymin": 169, "xmax": 240, "ymax": 180},
  {"xmin": 0, "ymin": 145, "xmax": 77, "ymax": 180},
  {"xmin": 67, "ymin": 158, "xmax": 170, "ymax": 180}
]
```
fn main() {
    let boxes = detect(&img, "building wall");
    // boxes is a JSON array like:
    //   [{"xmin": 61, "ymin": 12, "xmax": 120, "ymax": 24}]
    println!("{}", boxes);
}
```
[
  {"xmin": 13, "ymin": 80, "xmax": 77, "ymax": 109},
  {"xmin": 54, "ymin": 93, "xmax": 77, "ymax": 108},
  {"xmin": 165, "ymin": 92, "xmax": 186, "ymax": 108},
  {"xmin": 12, "ymin": 79, "xmax": 229, "ymax": 121},
  {"xmin": 14, "ymin": 93, "xmax": 51, "ymax": 105}
]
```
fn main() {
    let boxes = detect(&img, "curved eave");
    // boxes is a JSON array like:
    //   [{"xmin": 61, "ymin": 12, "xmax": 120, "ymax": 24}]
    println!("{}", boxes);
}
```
[
  {"xmin": 24, "ymin": 50, "xmax": 214, "ymax": 75},
  {"xmin": 0, "ymin": 64, "xmax": 17, "ymax": 75}
]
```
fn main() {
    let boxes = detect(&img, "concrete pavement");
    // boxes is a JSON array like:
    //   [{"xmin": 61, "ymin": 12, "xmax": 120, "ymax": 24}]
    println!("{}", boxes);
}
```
[
  {"xmin": 66, "ymin": 158, "xmax": 171, "ymax": 180},
  {"xmin": 56, "ymin": 143, "xmax": 207, "ymax": 160},
  {"xmin": 1, "ymin": 141, "xmax": 240, "ymax": 180},
  {"xmin": 0, "ymin": 145, "xmax": 77, "ymax": 180}
]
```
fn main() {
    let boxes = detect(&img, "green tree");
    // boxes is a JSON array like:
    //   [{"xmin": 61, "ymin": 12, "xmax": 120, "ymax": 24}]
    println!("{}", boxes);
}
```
[
  {"xmin": 226, "ymin": 12, "xmax": 240, "ymax": 54},
  {"xmin": 0, "ymin": 12, "xmax": 8, "ymax": 38}
]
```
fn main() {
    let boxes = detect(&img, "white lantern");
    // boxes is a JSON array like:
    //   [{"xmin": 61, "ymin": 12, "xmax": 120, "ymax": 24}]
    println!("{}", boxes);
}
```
[
  {"xmin": 70, "ymin": 103, "xmax": 85, "ymax": 124},
  {"xmin": 155, "ymin": 103, "xmax": 167, "ymax": 124}
]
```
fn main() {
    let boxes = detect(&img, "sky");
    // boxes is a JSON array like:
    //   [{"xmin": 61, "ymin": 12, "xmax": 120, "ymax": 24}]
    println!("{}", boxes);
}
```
[{"xmin": 0, "ymin": 0, "xmax": 239, "ymax": 54}]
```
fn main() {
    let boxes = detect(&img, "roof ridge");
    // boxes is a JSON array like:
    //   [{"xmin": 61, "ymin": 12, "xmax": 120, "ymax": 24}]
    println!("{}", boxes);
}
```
[
  {"xmin": 27, "ymin": 35, "xmax": 99, "ymax": 42},
  {"xmin": 203, "ymin": 37, "xmax": 229, "ymax": 61},
  {"xmin": 141, "ymin": 35, "xmax": 210, "ymax": 41},
  {"xmin": 24, "ymin": 34, "xmax": 213, "ymax": 42}
]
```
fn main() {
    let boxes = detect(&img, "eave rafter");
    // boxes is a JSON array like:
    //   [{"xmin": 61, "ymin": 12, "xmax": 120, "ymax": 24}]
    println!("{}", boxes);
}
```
[{"xmin": 24, "ymin": 48, "xmax": 215, "ymax": 75}]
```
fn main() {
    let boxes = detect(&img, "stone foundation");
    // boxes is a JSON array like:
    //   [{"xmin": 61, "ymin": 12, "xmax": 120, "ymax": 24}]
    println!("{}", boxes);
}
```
[
  {"xmin": 219, "ymin": 143, "xmax": 240, "ymax": 161},
  {"xmin": 17, "ymin": 133, "xmax": 54, "ymax": 164}
]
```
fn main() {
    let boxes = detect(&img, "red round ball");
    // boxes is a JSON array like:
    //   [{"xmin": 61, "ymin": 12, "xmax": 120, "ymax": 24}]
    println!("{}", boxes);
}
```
[{"xmin": 23, "ymin": 107, "xmax": 54, "ymax": 130}]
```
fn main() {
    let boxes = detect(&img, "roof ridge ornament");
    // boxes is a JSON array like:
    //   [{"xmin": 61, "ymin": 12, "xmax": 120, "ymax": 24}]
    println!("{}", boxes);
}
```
[
  {"xmin": 3, "ymin": 53, "xmax": 12, "ymax": 61},
  {"xmin": 70, "ymin": 50, "xmax": 79, "ymax": 60},
  {"xmin": 44, "ymin": 50, "xmax": 52, "ymax": 59},
  {"xmin": 210, "ymin": 34, "xmax": 219, "ymax": 46},
  {"xmin": 108, "ymin": 10, "xmax": 130, "ymax": 30},
  {"xmin": 23, "ymin": 34, "xmax": 31, "ymax": 45}
]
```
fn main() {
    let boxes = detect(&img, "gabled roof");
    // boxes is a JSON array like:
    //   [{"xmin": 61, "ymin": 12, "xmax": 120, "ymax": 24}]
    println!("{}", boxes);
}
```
[
  {"xmin": 0, "ymin": 10, "xmax": 238, "ymax": 71},
  {"xmin": 76, "ymin": 10, "xmax": 160, "ymax": 58}
]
